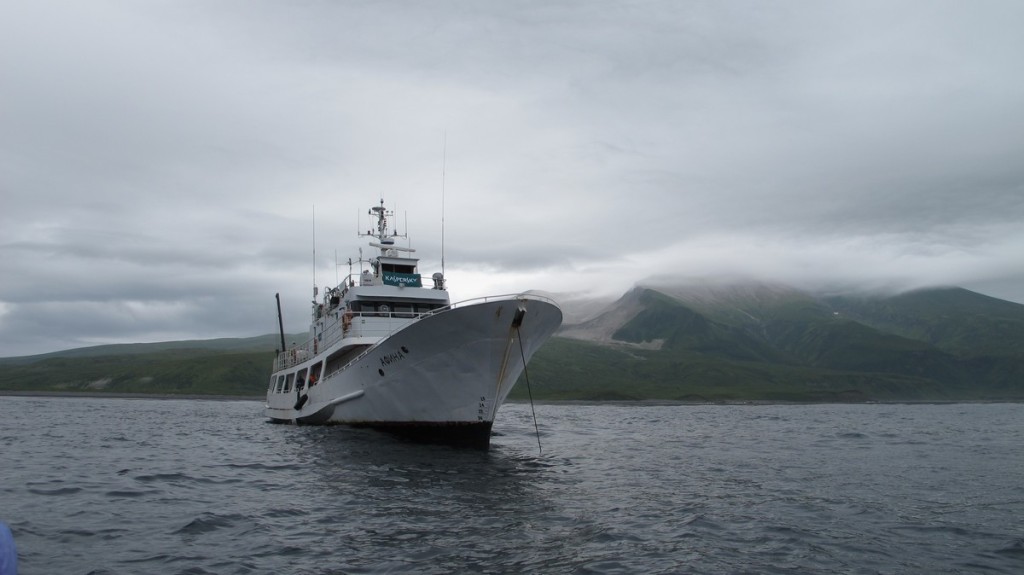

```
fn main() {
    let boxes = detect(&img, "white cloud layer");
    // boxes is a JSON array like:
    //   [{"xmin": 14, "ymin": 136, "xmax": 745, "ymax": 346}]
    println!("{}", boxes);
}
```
[{"xmin": 2, "ymin": 0, "xmax": 1023, "ymax": 356}]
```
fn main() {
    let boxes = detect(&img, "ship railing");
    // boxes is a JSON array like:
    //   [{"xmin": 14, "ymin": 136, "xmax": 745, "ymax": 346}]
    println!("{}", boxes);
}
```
[
  {"xmin": 273, "ymin": 292, "xmax": 559, "ymax": 372},
  {"xmin": 323, "ymin": 292, "xmax": 560, "ymax": 376},
  {"xmin": 421, "ymin": 291, "xmax": 560, "ymax": 318},
  {"xmin": 273, "ymin": 312, "xmax": 420, "ymax": 371}
]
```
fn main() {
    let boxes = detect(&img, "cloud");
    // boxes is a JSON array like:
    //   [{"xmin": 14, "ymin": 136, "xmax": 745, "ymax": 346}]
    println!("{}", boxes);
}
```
[{"xmin": 2, "ymin": 0, "xmax": 1023, "ymax": 356}]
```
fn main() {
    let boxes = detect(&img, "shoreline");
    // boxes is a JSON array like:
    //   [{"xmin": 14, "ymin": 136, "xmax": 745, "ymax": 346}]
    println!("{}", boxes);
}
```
[
  {"xmin": 512, "ymin": 398, "xmax": 1024, "ymax": 406},
  {"xmin": 0, "ymin": 390, "xmax": 263, "ymax": 401},
  {"xmin": 2, "ymin": 390, "xmax": 1019, "ymax": 405}
]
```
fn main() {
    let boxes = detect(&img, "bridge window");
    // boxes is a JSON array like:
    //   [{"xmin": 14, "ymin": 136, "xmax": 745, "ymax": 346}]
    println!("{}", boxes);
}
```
[
  {"xmin": 416, "ymin": 303, "xmax": 442, "ymax": 314},
  {"xmin": 381, "ymin": 262, "xmax": 416, "ymax": 274}
]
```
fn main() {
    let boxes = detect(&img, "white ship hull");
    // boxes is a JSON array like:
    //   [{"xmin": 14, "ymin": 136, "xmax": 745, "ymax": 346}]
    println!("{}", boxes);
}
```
[{"xmin": 265, "ymin": 294, "xmax": 561, "ymax": 448}]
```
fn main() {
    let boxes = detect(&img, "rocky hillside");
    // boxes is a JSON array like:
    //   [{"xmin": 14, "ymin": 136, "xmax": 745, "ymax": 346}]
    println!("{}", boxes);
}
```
[{"xmin": 516, "ymin": 281, "xmax": 1024, "ymax": 401}]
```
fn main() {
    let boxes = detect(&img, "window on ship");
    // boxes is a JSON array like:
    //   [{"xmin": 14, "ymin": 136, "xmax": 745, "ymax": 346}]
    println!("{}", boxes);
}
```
[
  {"xmin": 309, "ymin": 361, "xmax": 323, "ymax": 385},
  {"xmin": 416, "ymin": 303, "xmax": 442, "ymax": 314},
  {"xmin": 380, "ymin": 262, "xmax": 416, "ymax": 274}
]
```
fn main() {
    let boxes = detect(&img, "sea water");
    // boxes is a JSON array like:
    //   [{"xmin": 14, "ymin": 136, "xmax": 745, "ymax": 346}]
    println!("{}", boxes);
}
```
[{"xmin": 1, "ymin": 397, "xmax": 1022, "ymax": 574}]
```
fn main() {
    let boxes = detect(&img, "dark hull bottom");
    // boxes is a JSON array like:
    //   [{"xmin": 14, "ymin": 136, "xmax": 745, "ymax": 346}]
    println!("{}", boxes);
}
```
[
  {"xmin": 354, "ymin": 421, "xmax": 495, "ymax": 450},
  {"xmin": 268, "ymin": 418, "xmax": 495, "ymax": 450}
]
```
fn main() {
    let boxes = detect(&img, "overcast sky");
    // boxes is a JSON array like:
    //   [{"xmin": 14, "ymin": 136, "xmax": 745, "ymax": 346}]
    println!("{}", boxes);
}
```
[{"xmin": 2, "ymin": 1, "xmax": 1023, "ymax": 356}]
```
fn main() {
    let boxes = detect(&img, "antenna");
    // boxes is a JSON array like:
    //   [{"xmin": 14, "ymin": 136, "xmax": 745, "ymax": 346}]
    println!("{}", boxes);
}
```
[
  {"xmin": 312, "ymin": 204, "xmax": 317, "ymax": 299},
  {"xmin": 441, "ymin": 131, "xmax": 447, "ymax": 278}
]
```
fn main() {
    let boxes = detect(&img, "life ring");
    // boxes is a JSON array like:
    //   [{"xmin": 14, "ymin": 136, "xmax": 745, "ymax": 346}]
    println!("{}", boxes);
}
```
[{"xmin": 342, "ymin": 310, "xmax": 353, "ymax": 331}]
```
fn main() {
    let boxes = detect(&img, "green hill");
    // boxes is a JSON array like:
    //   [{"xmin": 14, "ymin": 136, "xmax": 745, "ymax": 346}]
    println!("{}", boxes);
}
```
[
  {"xmin": 2, "ymin": 284, "xmax": 1022, "ymax": 401},
  {"xmin": 0, "ymin": 334, "xmax": 307, "ymax": 396},
  {"xmin": 0, "ymin": 348, "xmax": 276, "ymax": 396},
  {"xmin": 823, "ymin": 288, "xmax": 1024, "ymax": 357},
  {"xmin": 0, "ymin": 333, "xmax": 303, "ymax": 364},
  {"xmin": 516, "ymin": 284, "xmax": 1024, "ymax": 402}
]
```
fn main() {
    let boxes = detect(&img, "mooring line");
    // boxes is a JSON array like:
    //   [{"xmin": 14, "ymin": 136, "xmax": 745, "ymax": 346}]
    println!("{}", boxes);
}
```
[{"xmin": 516, "ymin": 326, "xmax": 542, "ymax": 454}]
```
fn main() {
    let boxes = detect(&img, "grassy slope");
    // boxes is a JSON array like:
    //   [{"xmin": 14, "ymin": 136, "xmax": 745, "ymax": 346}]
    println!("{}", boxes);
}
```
[
  {"xmin": 511, "ymin": 337, "xmax": 957, "ymax": 402},
  {"xmin": 825, "ymin": 288, "xmax": 1024, "ymax": 357},
  {"xmin": 0, "ymin": 349, "xmax": 275, "ymax": 396},
  {"xmin": 511, "ymin": 286, "xmax": 1024, "ymax": 402},
  {"xmin": 4, "ymin": 287, "xmax": 1023, "ymax": 401}
]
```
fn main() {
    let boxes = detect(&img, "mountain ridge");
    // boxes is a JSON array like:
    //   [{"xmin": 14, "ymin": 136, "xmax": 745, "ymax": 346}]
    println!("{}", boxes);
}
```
[
  {"xmin": 2, "ymin": 282, "xmax": 1022, "ymax": 401},
  {"xmin": 534, "ymin": 281, "xmax": 1024, "ymax": 401}
]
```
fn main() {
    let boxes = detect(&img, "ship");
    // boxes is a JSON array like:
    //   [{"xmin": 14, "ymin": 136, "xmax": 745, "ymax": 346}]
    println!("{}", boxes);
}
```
[{"xmin": 265, "ymin": 199, "xmax": 563, "ymax": 448}]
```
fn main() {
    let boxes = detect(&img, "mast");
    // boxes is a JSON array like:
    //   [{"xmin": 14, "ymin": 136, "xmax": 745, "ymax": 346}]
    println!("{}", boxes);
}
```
[
  {"xmin": 361, "ymin": 199, "xmax": 414, "ymax": 258},
  {"xmin": 441, "ymin": 132, "xmax": 447, "ymax": 278},
  {"xmin": 275, "ymin": 293, "xmax": 286, "ymax": 353},
  {"xmin": 312, "ymin": 204, "xmax": 317, "ymax": 299},
  {"xmin": 369, "ymin": 199, "xmax": 388, "ymax": 244}
]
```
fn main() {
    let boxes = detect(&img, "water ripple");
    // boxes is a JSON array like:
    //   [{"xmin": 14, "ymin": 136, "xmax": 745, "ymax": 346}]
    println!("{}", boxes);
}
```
[
  {"xmin": 1, "ymin": 399, "xmax": 1023, "ymax": 574},
  {"xmin": 174, "ymin": 512, "xmax": 246, "ymax": 536}
]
